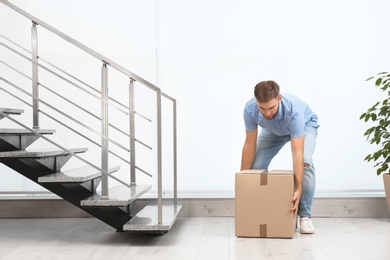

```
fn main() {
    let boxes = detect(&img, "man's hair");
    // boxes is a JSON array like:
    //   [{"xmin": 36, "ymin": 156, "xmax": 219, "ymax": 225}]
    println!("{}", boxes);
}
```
[{"xmin": 254, "ymin": 80, "xmax": 280, "ymax": 103}]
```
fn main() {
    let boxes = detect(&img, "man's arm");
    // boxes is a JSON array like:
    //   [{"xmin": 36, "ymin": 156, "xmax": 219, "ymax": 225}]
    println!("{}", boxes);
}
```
[
  {"xmin": 240, "ymin": 128, "xmax": 258, "ymax": 170},
  {"xmin": 290, "ymin": 135, "xmax": 305, "ymax": 216}
]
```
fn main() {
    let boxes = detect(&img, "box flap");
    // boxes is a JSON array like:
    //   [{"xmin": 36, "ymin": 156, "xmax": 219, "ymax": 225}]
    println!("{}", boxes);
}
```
[
  {"xmin": 237, "ymin": 169, "xmax": 267, "ymax": 174},
  {"xmin": 269, "ymin": 169, "xmax": 293, "ymax": 175}
]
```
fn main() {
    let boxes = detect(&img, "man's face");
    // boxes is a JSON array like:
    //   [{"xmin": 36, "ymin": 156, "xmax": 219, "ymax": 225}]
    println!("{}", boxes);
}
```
[{"xmin": 257, "ymin": 95, "xmax": 282, "ymax": 120}]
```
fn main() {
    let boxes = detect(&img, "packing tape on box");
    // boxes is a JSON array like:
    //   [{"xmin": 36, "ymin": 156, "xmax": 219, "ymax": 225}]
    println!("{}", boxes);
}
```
[
  {"xmin": 259, "ymin": 174, "xmax": 268, "ymax": 237},
  {"xmin": 260, "ymin": 173, "xmax": 268, "ymax": 186},
  {"xmin": 259, "ymin": 224, "xmax": 267, "ymax": 237}
]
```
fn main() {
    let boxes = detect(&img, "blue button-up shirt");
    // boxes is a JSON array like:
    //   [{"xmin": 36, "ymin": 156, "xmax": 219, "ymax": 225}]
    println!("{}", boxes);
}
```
[{"xmin": 243, "ymin": 93, "xmax": 318, "ymax": 138}]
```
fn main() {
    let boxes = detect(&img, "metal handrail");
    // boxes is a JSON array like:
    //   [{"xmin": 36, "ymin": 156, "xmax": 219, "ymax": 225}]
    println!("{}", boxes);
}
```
[
  {"xmin": 1, "ymin": 0, "xmax": 179, "ymax": 224},
  {"xmin": 1, "ymin": 81, "xmax": 154, "ymax": 179},
  {"xmin": 0, "ymin": 33, "xmax": 131, "ymax": 113},
  {"xmin": 1, "ymin": 41, "xmax": 158, "ymax": 177},
  {"xmin": 0, "ymin": 59, "xmax": 153, "ymax": 144},
  {"xmin": 0, "ymin": 75, "xmax": 154, "ymax": 178},
  {"xmin": 1, "ymin": 42, "xmax": 129, "ymax": 115},
  {"xmin": 0, "ymin": 77, "xmax": 130, "ymax": 152}
]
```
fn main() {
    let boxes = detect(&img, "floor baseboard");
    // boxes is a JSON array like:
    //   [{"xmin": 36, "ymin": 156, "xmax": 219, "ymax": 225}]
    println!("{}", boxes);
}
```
[{"xmin": 0, "ymin": 196, "xmax": 389, "ymax": 218}]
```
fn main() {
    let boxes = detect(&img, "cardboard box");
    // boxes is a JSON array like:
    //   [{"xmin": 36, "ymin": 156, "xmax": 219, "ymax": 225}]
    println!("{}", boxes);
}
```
[{"xmin": 235, "ymin": 169, "xmax": 296, "ymax": 238}]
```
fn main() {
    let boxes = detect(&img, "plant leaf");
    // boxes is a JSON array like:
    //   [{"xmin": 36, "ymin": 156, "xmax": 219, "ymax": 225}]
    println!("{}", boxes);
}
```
[
  {"xmin": 371, "ymin": 113, "xmax": 377, "ymax": 121},
  {"xmin": 376, "ymin": 78, "xmax": 383, "ymax": 86}
]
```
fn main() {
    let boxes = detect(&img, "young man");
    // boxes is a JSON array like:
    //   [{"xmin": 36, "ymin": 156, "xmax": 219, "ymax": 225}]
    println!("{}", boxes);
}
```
[{"xmin": 241, "ymin": 80, "xmax": 319, "ymax": 234}]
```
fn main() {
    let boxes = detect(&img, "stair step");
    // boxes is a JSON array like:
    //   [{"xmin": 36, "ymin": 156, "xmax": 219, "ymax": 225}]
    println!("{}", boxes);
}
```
[
  {"xmin": 123, "ymin": 202, "xmax": 184, "ymax": 232},
  {"xmin": 0, "ymin": 108, "xmax": 23, "ymax": 119},
  {"xmin": 81, "ymin": 184, "xmax": 152, "ymax": 207},
  {"xmin": 0, "ymin": 128, "xmax": 56, "ymax": 151},
  {"xmin": 0, "ymin": 147, "xmax": 88, "ymax": 158},
  {"xmin": 0, "ymin": 128, "xmax": 56, "ymax": 134},
  {"xmin": 38, "ymin": 165, "xmax": 120, "ymax": 183}
]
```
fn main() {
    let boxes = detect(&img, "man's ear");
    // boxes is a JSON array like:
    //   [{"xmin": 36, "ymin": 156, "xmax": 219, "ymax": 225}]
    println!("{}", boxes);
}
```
[{"xmin": 278, "ymin": 94, "xmax": 282, "ymax": 102}]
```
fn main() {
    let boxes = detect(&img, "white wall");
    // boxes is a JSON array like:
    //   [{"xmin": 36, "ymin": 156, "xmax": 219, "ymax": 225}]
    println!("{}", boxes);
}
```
[
  {"xmin": 1, "ymin": 0, "xmax": 390, "ymax": 196},
  {"xmin": 157, "ymin": 0, "xmax": 390, "ymax": 193}
]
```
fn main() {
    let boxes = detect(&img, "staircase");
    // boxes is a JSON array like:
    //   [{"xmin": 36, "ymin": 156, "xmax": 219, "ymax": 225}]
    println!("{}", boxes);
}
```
[
  {"xmin": 0, "ymin": 108, "xmax": 182, "ymax": 234},
  {"xmin": 0, "ymin": 1, "xmax": 182, "ymax": 235}
]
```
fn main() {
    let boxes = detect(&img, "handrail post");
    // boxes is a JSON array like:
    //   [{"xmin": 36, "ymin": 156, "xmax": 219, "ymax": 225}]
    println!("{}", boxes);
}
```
[
  {"xmin": 156, "ymin": 90, "xmax": 163, "ymax": 224},
  {"xmin": 101, "ymin": 63, "xmax": 109, "ymax": 199},
  {"xmin": 129, "ymin": 79, "xmax": 136, "ymax": 186},
  {"xmin": 173, "ymin": 99, "xmax": 178, "ymax": 204},
  {"xmin": 31, "ymin": 22, "xmax": 39, "ymax": 129}
]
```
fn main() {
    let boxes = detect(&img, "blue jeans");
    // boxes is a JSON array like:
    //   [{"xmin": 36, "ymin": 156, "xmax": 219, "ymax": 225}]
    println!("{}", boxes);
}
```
[{"xmin": 251, "ymin": 126, "xmax": 318, "ymax": 217}]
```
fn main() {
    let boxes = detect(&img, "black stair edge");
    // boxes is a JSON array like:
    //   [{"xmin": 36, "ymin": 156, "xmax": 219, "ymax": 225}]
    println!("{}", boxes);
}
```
[
  {"xmin": 38, "ymin": 165, "xmax": 120, "ymax": 183},
  {"xmin": 38, "ymin": 182, "xmax": 131, "ymax": 231},
  {"xmin": 0, "ymin": 147, "xmax": 88, "ymax": 158},
  {"xmin": 0, "ymin": 108, "xmax": 24, "ymax": 115},
  {"xmin": 123, "ymin": 202, "xmax": 184, "ymax": 233},
  {"xmin": 0, "ymin": 128, "xmax": 56, "ymax": 134},
  {"xmin": 81, "ymin": 184, "xmax": 152, "ymax": 207}
]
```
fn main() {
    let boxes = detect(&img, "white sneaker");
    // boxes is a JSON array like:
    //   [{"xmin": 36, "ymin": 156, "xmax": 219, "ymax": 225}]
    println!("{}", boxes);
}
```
[{"xmin": 300, "ymin": 217, "xmax": 315, "ymax": 234}]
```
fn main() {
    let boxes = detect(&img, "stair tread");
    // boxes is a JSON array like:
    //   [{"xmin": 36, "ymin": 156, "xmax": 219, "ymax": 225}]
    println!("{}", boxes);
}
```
[
  {"xmin": 38, "ymin": 165, "xmax": 120, "ymax": 183},
  {"xmin": 0, "ymin": 108, "xmax": 24, "ymax": 115},
  {"xmin": 0, "ymin": 147, "xmax": 88, "ymax": 158},
  {"xmin": 0, "ymin": 128, "xmax": 56, "ymax": 134},
  {"xmin": 123, "ymin": 202, "xmax": 184, "ymax": 232},
  {"xmin": 81, "ymin": 184, "xmax": 152, "ymax": 207}
]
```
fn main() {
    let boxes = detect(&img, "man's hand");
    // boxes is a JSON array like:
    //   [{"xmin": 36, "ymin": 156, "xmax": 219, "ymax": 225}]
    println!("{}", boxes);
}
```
[
  {"xmin": 240, "ymin": 128, "xmax": 258, "ymax": 170},
  {"xmin": 290, "ymin": 189, "xmax": 302, "ymax": 217},
  {"xmin": 290, "ymin": 136, "xmax": 304, "ymax": 217}
]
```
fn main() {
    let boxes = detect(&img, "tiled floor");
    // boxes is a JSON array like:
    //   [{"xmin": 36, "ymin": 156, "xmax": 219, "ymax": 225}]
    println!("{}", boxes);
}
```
[{"xmin": 0, "ymin": 217, "xmax": 390, "ymax": 259}]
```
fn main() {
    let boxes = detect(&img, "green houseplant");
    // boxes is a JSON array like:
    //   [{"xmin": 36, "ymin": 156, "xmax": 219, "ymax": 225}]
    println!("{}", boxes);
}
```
[{"xmin": 360, "ymin": 71, "xmax": 390, "ymax": 216}]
